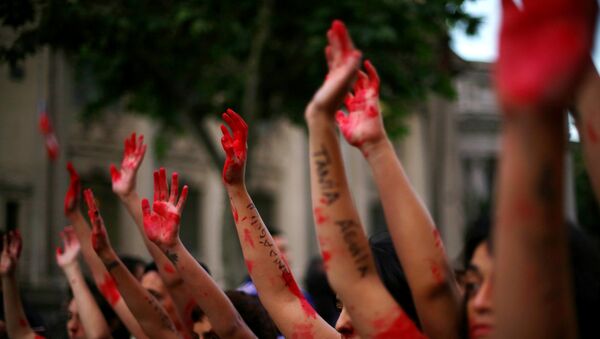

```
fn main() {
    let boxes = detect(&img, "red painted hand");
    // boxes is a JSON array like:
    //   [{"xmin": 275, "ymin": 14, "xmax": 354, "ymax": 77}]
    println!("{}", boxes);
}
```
[
  {"xmin": 111, "ymin": 133, "xmax": 147, "ymax": 197},
  {"xmin": 336, "ymin": 60, "xmax": 384, "ymax": 149},
  {"xmin": 220, "ymin": 109, "xmax": 248, "ymax": 185},
  {"xmin": 56, "ymin": 226, "xmax": 81, "ymax": 268},
  {"xmin": 307, "ymin": 20, "xmax": 362, "ymax": 118},
  {"xmin": 496, "ymin": 0, "xmax": 597, "ymax": 111},
  {"xmin": 64, "ymin": 162, "xmax": 81, "ymax": 215},
  {"xmin": 143, "ymin": 168, "xmax": 188, "ymax": 249},
  {"xmin": 0, "ymin": 230, "xmax": 22, "ymax": 276},
  {"xmin": 84, "ymin": 189, "xmax": 112, "ymax": 255},
  {"xmin": 38, "ymin": 111, "xmax": 59, "ymax": 161}
]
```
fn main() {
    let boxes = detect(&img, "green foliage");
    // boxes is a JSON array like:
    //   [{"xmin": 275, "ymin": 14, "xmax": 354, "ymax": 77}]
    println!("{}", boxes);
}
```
[{"xmin": 1, "ymin": 0, "xmax": 479, "ymax": 141}]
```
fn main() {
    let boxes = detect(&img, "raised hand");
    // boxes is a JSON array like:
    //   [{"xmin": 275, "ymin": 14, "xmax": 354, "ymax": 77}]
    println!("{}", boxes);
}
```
[
  {"xmin": 38, "ymin": 110, "xmax": 59, "ymax": 161},
  {"xmin": 64, "ymin": 162, "xmax": 81, "ymax": 215},
  {"xmin": 56, "ymin": 226, "xmax": 81, "ymax": 268},
  {"xmin": 111, "ymin": 133, "xmax": 147, "ymax": 198},
  {"xmin": 307, "ymin": 20, "xmax": 362, "ymax": 118},
  {"xmin": 0, "ymin": 230, "xmax": 22, "ymax": 276},
  {"xmin": 220, "ymin": 109, "xmax": 248, "ymax": 185},
  {"xmin": 84, "ymin": 189, "xmax": 112, "ymax": 256},
  {"xmin": 142, "ymin": 168, "xmax": 188, "ymax": 249},
  {"xmin": 496, "ymin": 0, "xmax": 597, "ymax": 110},
  {"xmin": 336, "ymin": 60, "xmax": 384, "ymax": 149}
]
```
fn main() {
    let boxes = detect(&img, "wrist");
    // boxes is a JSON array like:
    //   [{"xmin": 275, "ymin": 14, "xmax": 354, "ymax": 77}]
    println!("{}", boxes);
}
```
[
  {"xmin": 118, "ymin": 190, "xmax": 138, "ymax": 203},
  {"xmin": 225, "ymin": 183, "xmax": 247, "ymax": 194},
  {"xmin": 62, "ymin": 262, "xmax": 81, "ymax": 276},
  {"xmin": 305, "ymin": 104, "xmax": 336, "ymax": 126},
  {"xmin": 363, "ymin": 137, "xmax": 393, "ymax": 162},
  {"xmin": 66, "ymin": 210, "xmax": 84, "ymax": 223},
  {"xmin": 98, "ymin": 248, "xmax": 117, "ymax": 265}
]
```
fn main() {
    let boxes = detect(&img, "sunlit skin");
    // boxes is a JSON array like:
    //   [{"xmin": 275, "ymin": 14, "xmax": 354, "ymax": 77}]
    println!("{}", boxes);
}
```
[
  {"xmin": 465, "ymin": 243, "xmax": 494, "ymax": 339},
  {"xmin": 66, "ymin": 299, "xmax": 86, "ymax": 339}
]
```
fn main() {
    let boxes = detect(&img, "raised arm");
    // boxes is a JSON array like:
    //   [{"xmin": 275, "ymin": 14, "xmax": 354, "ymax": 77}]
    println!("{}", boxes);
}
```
[
  {"xmin": 142, "ymin": 169, "xmax": 255, "ymax": 339},
  {"xmin": 84, "ymin": 188, "xmax": 180, "ymax": 339},
  {"xmin": 64, "ymin": 163, "xmax": 148, "ymax": 339},
  {"xmin": 336, "ymin": 60, "xmax": 460, "ymax": 337},
  {"xmin": 1, "ymin": 231, "xmax": 41, "ymax": 339},
  {"xmin": 220, "ymin": 108, "xmax": 338, "ymax": 338},
  {"xmin": 305, "ymin": 20, "xmax": 424, "ymax": 338},
  {"xmin": 56, "ymin": 226, "xmax": 112, "ymax": 339},
  {"xmin": 110, "ymin": 133, "xmax": 194, "ymax": 337},
  {"xmin": 493, "ymin": 0, "xmax": 597, "ymax": 337}
]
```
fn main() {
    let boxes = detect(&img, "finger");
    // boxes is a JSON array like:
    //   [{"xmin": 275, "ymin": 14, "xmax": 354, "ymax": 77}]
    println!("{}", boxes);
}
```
[
  {"xmin": 135, "ymin": 144, "xmax": 147, "ymax": 169},
  {"xmin": 230, "ymin": 109, "xmax": 248, "ymax": 134},
  {"xmin": 333, "ymin": 20, "xmax": 354, "ymax": 55},
  {"xmin": 124, "ymin": 134, "xmax": 132, "ymax": 156},
  {"xmin": 110, "ymin": 164, "xmax": 121, "ymax": 182},
  {"xmin": 222, "ymin": 111, "xmax": 236, "ymax": 133},
  {"xmin": 131, "ymin": 132, "xmax": 137, "ymax": 150},
  {"xmin": 325, "ymin": 45, "xmax": 334, "ymax": 71},
  {"xmin": 335, "ymin": 110, "xmax": 348, "ymax": 126},
  {"xmin": 137, "ymin": 134, "xmax": 144, "ymax": 153},
  {"xmin": 220, "ymin": 124, "xmax": 232, "ymax": 140},
  {"xmin": 226, "ymin": 108, "xmax": 241, "ymax": 132},
  {"xmin": 355, "ymin": 71, "xmax": 368, "ymax": 91},
  {"xmin": 327, "ymin": 26, "xmax": 341, "ymax": 68},
  {"xmin": 141, "ymin": 199, "xmax": 151, "ymax": 217},
  {"xmin": 169, "ymin": 172, "xmax": 179, "ymax": 204},
  {"xmin": 84, "ymin": 189, "xmax": 95, "ymax": 210},
  {"xmin": 176, "ymin": 185, "xmax": 189, "ymax": 213},
  {"xmin": 159, "ymin": 168, "xmax": 168, "ymax": 201},
  {"xmin": 67, "ymin": 162, "xmax": 78, "ymax": 180},
  {"xmin": 153, "ymin": 170, "xmax": 160, "ymax": 201},
  {"xmin": 363, "ymin": 60, "xmax": 380, "ymax": 91}
]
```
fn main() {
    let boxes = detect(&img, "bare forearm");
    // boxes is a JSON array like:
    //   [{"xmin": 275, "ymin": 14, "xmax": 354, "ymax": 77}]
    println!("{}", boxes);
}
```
[
  {"xmin": 63, "ymin": 264, "xmax": 112, "ymax": 339},
  {"xmin": 364, "ymin": 138, "xmax": 460, "ymax": 337},
  {"xmin": 164, "ymin": 240, "xmax": 254, "ymax": 339},
  {"xmin": 494, "ymin": 112, "xmax": 576, "ymax": 338},
  {"xmin": 226, "ymin": 185, "xmax": 337, "ymax": 338},
  {"xmin": 99, "ymin": 250, "xmax": 179, "ymax": 339},
  {"xmin": 2, "ymin": 275, "xmax": 38, "ymax": 339}
]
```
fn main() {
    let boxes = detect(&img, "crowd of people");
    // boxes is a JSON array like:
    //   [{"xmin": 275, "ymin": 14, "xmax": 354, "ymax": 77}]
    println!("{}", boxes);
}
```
[{"xmin": 2, "ymin": 0, "xmax": 600, "ymax": 338}]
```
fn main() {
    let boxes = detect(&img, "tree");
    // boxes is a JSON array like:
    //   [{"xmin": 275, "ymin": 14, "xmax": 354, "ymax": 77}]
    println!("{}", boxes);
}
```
[{"xmin": 1, "ymin": 0, "xmax": 480, "ymax": 168}]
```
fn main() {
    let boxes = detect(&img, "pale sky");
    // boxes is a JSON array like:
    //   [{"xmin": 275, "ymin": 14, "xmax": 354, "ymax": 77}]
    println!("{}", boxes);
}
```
[{"xmin": 450, "ymin": 0, "xmax": 600, "ymax": 142}]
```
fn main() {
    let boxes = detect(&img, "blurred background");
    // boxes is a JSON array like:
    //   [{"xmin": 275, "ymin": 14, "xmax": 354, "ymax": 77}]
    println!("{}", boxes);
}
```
[{"xmin": 1, "ymin": 0, "xmax": 599, "ymax": 336}]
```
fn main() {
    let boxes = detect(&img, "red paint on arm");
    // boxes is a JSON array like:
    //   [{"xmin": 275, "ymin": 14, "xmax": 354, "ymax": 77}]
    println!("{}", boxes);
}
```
[
  {"xmin": 587, "ymin": 121, "xmax": 598, "ymax": 143},
  {"xmin": 321, "ymin": 250, "xmax": 331, "ymax": 271},
  {"xmin": 282, "ymin": 270, "xmax": 317, "ymax": 319},
  {"xmin": 291, "ymin": 323, "xmax": 314, "ymax": 339},
  {"xmin": 245, "ymin": 260, "xmax": 254, "ymax": 274},
  {"xmin": 19, "ymin": 317, "xmax": 27, "ymax": 327},
  {"xmin": 243, "ymin": 228, "xmax": 255, "ymax": 248},
  {"xmin": 163, "ymin": 263, "xmax": 176, "ymax": 274},
  {"xmin": 432, "ymin": 229, "xmax": 443, "ymax": 251},
  {"xmin": 99, "ymin": 273, "xmax": 121, "ymax": 306},
  {"xmin": 429, "ymin": 261, "xmax": 444, "ymax": 284},
  {"xmin": 373, "ymin": 311, "xmax": 425, "ymax": 339},
  {"xmin": 314, "ymin": 207, "xmax": 328, "ymax": 225},
  {"xmin": 232, "ymin": 205, "xmax": 239, "ymax": 223}
]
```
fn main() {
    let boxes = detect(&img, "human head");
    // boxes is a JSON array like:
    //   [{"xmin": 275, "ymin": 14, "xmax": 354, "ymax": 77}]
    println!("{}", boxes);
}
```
[
  {"xmin": 66, "ymin": 299, "xmax": 85, "ymax": 339},
  {"xmin": 335, "ymin": 232, "xmax": 419, "ymax": 338},
  {"xmin": 121, "ymin": 255, "xmax": 147, "ymax": 281},
  {"xmin": 461, "ymin": 218, "xmax": 600, "ymax": 339},
  {"xmin": 142, "ymin": 263, "xmax": 179, "ymax": 329},
  {"xmin": 225, "ymin": 290, "xmax": 278, "ymax": 338},
  {"xmin": 269, "ymin": 228, "xmax": 290, "ymax": 265}
]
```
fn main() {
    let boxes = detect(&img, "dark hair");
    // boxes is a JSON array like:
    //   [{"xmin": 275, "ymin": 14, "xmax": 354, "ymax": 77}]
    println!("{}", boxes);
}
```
[
  {"xmin": 304, "ymin": 256, "xmax": 338, "ymax": 326},
  {"xmin": 225, "ymin": 290, "xmax": 278, "ymax": 339},
  {"xmin": 459, "ymin": 219, "xmax": 600, "ymax": 339},
  {"xmin": 120, "ymin": 255, "xmax": 146, "ymax": 276},
  {"xmin": 67, "ymin": 278, "xmax": 130, "ymax": 338},
  {"xmin": 369, "ymin": 232, "xmax": 421, "ymax": 329}
]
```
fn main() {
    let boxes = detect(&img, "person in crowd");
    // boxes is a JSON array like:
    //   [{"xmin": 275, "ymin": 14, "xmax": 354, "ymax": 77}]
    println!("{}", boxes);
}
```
[{"xmin": 56, "ymin": 225, "xmax": 111, "ymax": 339}]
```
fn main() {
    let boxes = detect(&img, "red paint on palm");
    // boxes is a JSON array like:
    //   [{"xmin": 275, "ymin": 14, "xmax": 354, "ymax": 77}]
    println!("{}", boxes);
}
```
[
  {"xmin": 99, "ymin": 272, "xmax": 121, "ymax": 306},
  {"xmin": 245, "ymin": 259, "xmax": 254, "ymax": 274},
  {"xmin": 64, "ymin": 162, "xmax": 81, "ymax": 215},
  {"xmin": 314, "ymin": 207, "xmax": 328, "ymax": 225},
  {"xmin": 282, "ymin": 270, "xmax": 317, "ymax": 319},
  {"xmin": 373, "ymin": 310, "xmax": 425, "ymax": 339},
  {"xmin": 220, "ymin": 109, "xmax": 248, "ymax": 185},
  {"xmin": 336, "ymin": 60, "xmax": 382, "ymax": 148},
  {"xmin": 111, "ymin": 133, "xmax": 146, "ymax": 196},
  {"xmin": 44, "ymin": 134, "xmax": 59, "ymax": 161},
  {"xmin": 496, "ymin": 0, "xmax": 597, "ymax": 109},
  {"xmin": 243, "ymin": 228, "xmax": 255, "ymax": 248},
  {"xmin": 38, "ymin": 111, "xmax": 53, "ymax": 135}
]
